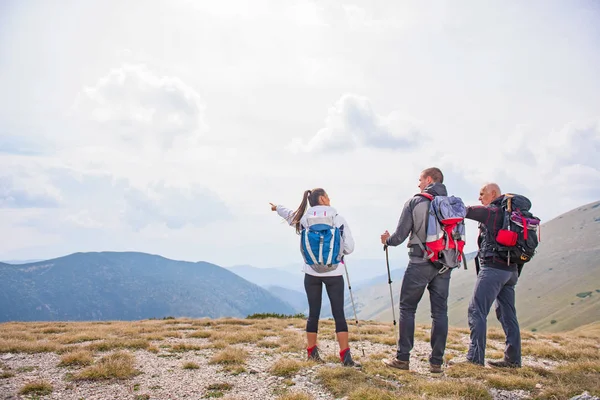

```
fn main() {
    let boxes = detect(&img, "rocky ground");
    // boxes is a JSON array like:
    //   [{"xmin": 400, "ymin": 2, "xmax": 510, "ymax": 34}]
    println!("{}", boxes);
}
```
[{"xmin": 0, "ymin": 318, "xmax": 598, "ymax": 399}]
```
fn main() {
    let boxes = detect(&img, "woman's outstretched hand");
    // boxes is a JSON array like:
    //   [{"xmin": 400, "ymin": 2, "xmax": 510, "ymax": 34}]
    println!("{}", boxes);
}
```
[{"xmin": 269, "ymin": 203, "xmax": 277, "ymax": 211}]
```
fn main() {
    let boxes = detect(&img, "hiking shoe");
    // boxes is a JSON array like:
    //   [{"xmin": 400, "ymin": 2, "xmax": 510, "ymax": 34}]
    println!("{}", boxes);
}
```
[
  {"xmin": 488, "ymin": 359, "xmax": 520, "ymax": 368},
  {"xmin": 429, "ymin": 363, "xmax": 443, "ymax": 373},
  {"xmin": 307, "ymin": 346, "xmax": 324, "ymax": 363},
  {"xmin": 382, "ymin": 358, "xmax": 409, "ymax": 370},
  {"xmin": 341, "ymin": 349, "xmax": 361, "ymax": 368}
]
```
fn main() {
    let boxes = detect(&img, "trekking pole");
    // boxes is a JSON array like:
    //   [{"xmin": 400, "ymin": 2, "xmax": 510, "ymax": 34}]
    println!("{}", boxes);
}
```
[
  {"xmin": 384, "ymin": 245, "xmax": 399, "ymax": 345},
  {"xmin": 342, "ymin": 258, "xmax": 365, "ymax": 356}
]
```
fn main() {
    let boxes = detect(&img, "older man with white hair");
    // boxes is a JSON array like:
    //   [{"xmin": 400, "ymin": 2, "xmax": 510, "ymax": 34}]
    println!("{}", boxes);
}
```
[{"xmin": 462, "ymin": 182, "xmax": 522, "ymax": 368}]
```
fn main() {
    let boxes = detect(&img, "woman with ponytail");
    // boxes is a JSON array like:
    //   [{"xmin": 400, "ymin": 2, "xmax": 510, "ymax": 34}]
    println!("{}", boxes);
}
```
[{"xmin": 270, "ymin": 188, "xmax": 359, "ymax": 367}]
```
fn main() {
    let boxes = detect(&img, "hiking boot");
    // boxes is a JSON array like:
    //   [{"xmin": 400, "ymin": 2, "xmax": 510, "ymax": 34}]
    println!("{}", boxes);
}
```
[
  {"xmin": 341, "ymin": 349, "xmax": 361, "ymax": 368},
  {"xmin": 429, "ymin": 363, "xmax": 443, "ymax": 373},
  {"xmin": 488, "ymin": 359, "xmax": 520, "ymax": 368},
  {"xmin": 307, "ymin": 346, "xmax": 324, "ymax": 363},
  {"xmin": 382, "ymin": 358, "xmax": 409, "ymax": 370}
]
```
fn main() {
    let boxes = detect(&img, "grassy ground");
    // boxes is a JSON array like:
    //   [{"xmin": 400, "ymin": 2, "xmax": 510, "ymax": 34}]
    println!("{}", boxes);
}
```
[{"xmin": 0, "ymin": 317, "xmax": 598, "ymax": 399}]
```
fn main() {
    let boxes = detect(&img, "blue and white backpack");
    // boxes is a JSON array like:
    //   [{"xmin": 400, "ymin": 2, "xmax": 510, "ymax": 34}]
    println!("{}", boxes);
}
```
[{"xmin": 300, "ymin": 214, "xmax": 344, "ymax": 273}]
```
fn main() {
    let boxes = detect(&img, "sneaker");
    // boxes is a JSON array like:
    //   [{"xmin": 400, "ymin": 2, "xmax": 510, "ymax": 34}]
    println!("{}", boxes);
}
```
[
  {"xmin": 307, "ymin": 346, "xmax": 324, "ymax": 363},
  {"xmin": 382, "ymin": 358, "xmax": 409, "ymax": 370},
  {"xmin": 429, "ymin": 363, "xmax": 443, "ymax": 373},
  {"xmin": 341, "ymin": 348, "xmax": 361, "ymax": 368},
  {"xmin": 488, "ymin": 359, "xmax": 520, "ymax": 368}
]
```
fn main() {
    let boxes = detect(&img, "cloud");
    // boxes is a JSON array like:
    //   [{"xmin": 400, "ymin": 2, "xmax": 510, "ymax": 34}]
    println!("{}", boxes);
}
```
[
  {"xmin": 0, "ymin": 173, "xmax": 61, "ymax": 209},
  {"xmin": 72, "ymin": 64, "xmax": 207, "ymax": 149},
  {"xmin": 122, "ymin": 180, "xmax": 231, "ymax": 230},
  {"xmin": 0, "ymin": 134, "xmax": 48, "ymax": 156},
  {"xmin": 290, "ymin": 93, "xmax": 424, "ymax": 153},
  {"xmin": 487, "ymin": 119, "xmax": 600, "ymax": 220},
  {"xmin": 548, "ymin": 120, "xmax": 600, "ymax": 169}
]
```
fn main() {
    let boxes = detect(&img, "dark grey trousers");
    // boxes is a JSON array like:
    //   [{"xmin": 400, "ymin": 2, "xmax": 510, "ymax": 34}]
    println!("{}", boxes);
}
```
[
  {"xmin": 396, "ymin": 261, "xmax": 451, "ymax": 366},
  {"xmin": 467, "ymin": 265, "xmax": 521, "ymax": 366}
]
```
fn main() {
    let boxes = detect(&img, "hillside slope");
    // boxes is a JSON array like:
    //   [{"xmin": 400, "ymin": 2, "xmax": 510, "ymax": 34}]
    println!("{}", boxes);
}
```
[{"xmin": 0, "ymin": 252, "xmax": 296, "ymax": 322}]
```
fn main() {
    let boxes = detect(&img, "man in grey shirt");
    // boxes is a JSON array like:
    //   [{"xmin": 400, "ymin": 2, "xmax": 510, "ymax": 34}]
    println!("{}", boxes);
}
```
[{"xmin": 380, "ymin": 167, "xmax": 452, "ymax": 374}]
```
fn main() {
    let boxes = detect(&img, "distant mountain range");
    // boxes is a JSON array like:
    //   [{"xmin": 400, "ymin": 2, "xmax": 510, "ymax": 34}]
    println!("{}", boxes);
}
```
[
  {"xmin": 0, "ymin": 252, "xmax": 295, "ymax": 322},
  {"xmin": 1, "ymin": 259, "xmax": 44, "ymax": 265},
  {"xmin": 226, "ymin": 258, "xmax": 408, "ymax": 314}
]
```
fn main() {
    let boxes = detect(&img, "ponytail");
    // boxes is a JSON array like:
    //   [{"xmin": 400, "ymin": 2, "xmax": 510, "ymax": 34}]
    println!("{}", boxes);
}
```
[{"xmin": 291, "ymin": 188, "xmax": 326, "ymax": 234}]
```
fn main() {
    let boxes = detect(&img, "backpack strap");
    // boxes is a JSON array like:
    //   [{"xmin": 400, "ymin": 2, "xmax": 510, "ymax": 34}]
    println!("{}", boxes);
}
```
[
  {"xmin": 416, "ymin": 193, "xmax": 434, "ymax": 201},
  {"xmin": 413, "ymin": 193, "xmax": 434, "ymax": 263}
]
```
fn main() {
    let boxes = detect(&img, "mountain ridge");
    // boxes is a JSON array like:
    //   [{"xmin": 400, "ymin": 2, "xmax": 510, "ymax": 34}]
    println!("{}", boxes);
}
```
[{"xmin": 0, "ymin": 251, "xmax": 296, "ymax": 322}]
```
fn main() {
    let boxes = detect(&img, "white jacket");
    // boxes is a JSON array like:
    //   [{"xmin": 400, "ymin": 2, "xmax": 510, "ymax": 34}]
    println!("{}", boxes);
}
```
[{"xmin": 276, "ymin": 204, "xmax": 355, "ymax": 277}]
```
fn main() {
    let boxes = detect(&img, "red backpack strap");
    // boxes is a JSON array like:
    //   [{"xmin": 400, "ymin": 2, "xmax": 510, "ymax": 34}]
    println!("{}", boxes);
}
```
[{"xmin": 416, "ymin": 193, "xmax": 434, "ymax": 201}]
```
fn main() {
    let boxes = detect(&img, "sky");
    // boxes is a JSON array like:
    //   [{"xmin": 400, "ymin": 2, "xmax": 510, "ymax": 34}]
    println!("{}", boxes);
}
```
[{"xmin": 1, "ymin": 0, "xmax": 599, "ymax": 268}]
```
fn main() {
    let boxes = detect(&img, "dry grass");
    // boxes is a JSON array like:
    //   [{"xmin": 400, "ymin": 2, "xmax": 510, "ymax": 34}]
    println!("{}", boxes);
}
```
[
  {"xmin": 522, "ymin": 338, "xmax": 600, "ymax": 361},
  {"xmin": 191, "ymin": 318, "xmax": 215, "ymax": 327},
  {"xmin": 205, "ymin": 340, "xmax": 229, "ymax": 350},
  {"xmin": 183, "ymin": 361, "xmax": 200, "ymax": 369},
  {"xmin": 445, "ymin": 362, "xmax": 489, "ymax": 379},
  {"xmin": 73, "ymin": 351, "xmax": 140, "ymax": 381},
  {"xmin": 359, "ymin": 324, "xmax": 394, "ymax": 335},
  {"xmin": 317, "ymin": 365, "xmax": 396, "ymax": 398},
  {"xmin": 18, "ymin": 380, "xmax": 53, "ymax": 396},
  {"xmin": 486, "ymin": 328, "xmax": 507, "ymax": 340},
  {"xmin": 207, "ymin": 383, "xmax": 233, "ymax": 390},
  {"xmin": 278, "ymin": 331, "xmax": 306, "ymax": 352},
  {"xmin": 257, "ymin": 339, "xmax": 280, "ymax": 349},
  {"xmin": 446, "ymin": 343, "xmax": 468, "ymax": 351},
  {"xmin": 86, "ymin": 338, "xmax": 150, "ymax": 352},
  {"xmin": 360, "ymin": 360, "xmax": 419, "ymax": 384},
  {"xmin": 486, "ymin": 350, "xmax": 506, "ymax": 359},
  {"xmin": 38, "ymin": 327, "xmax": 69, "ymax": 334},
  {"xmin": 252, "ymin": 320, "xmax": 290, "ymax": 332},
  {"xmin": 59, "ymin": 350, "xmax": 94, "ymax": 367},
  {"xmin": 276, "ymin": 393, "xmax": 315, "ymax": 400},
  {"xmin": 57, "ymin": 332, "xmax": 104, "ymax": 344},
  {"xmin": 346, "ymin": 387, "xmax": 399, "ymax": 400},
  {"xmin": 209, "ymin": 347, "xmax": 249, "ymax": 365},
  {"xmin": 365, "ymin": 334, "xmax": 397, "ymax": 346},
  {"xmin": 485, "ymin": 373, "xmax": 538, "ymax": 391},
  {"xmin": 170, "ymin": 343, "xmax": 205, "ymax": 352},
  {"xmin": 270, "ymin": 358, "xmax": 308, "ymax": 377},
  {"xmin": 535, "ymin": 361, "xmax": 600, "ymax": 399},
  {"xmin": 0, "ymin": 331, "xmax": 37, "ymax": 341},
  {"xmin": 209, "ymin": 329, "xmax": 269, "ymax": 344},
  {"xmin": 215, "ymin": 318, "xmax": 254, "ymax": 326},
  {"xmin": 188, "ymin": 330, "xmax": 212, "ymax": 339},
  {"xmin": 0, "ymin": 339, "xmax": 60, "ymax": 353},
  {"xmin": 411, "ymin": 380, "xmax": 492, "ymax": 400}
]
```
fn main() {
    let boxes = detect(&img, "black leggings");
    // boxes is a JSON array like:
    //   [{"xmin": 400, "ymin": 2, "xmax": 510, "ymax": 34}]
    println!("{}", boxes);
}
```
[{"xmin": 304, "ymin": 273, "xmax": 348, "ymax": 333}]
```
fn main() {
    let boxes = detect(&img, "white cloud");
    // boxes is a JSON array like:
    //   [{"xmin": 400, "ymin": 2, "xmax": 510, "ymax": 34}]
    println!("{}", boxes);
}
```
[
  {"xmin": 72, "ymin": 64, "xmax": 207, "ymax": 150},
  {"xmin": 122, "ymin": 180, "xmax": 231, "ymax": 230},
  {"xmin": 286, "ymin": 3, "xmax": 328, "ymax": 27},
  {"xmin": 0, "ymin": 167, "xmax": 62, "ymax": 209},
  {"xmin": 290, "ymin": 93, "xmax": 424, "ymax": 153},
  {"xmin": 500, "ymin": 120, "xmax": 599, "ymax": 195}
]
